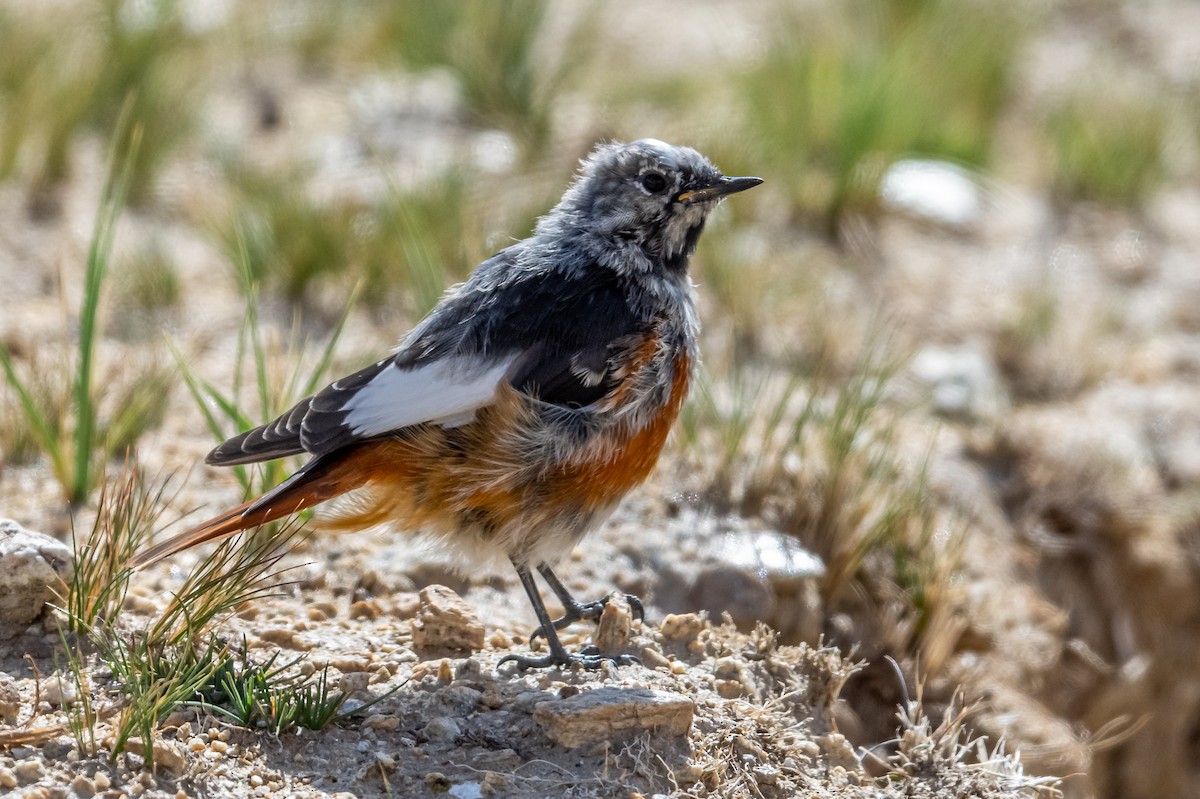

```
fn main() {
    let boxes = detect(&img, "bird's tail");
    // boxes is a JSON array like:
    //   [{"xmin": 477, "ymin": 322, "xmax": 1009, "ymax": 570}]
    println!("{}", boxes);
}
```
[{"xmin": 128, "ymin": 445, "xmax": 376, "ymax": 570}]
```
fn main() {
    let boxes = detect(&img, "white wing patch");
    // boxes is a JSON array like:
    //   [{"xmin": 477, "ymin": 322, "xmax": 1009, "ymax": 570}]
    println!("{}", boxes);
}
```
[{"xmin": 342, "ymin": 356, "xmax": 515, "ymax": 437}]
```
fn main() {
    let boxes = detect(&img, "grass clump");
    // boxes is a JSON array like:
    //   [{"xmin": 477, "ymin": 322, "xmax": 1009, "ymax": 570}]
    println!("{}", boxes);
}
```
[
  {"xmin": 1044, "ymin": 79, "xmax": 1171, "ymax": 207},
  {"xmin": 197, "ymin": 647, "xmax": 371, "ymax": 734},
  {"xmin": 0, "ymin": 124, "xmax": 171, "ymax": 504},
  {"xmin": 733, "ymin": 0, "xmax": 1025, "ymax": 231},
  {"xmin": 0, "ymin": 0, "xmax": 204, "ymax": 208},
  {"xmin": 214, "ymin": 160, "xmax": 480, "ymax": 312},
  {"xmin": 57, "ymin": 459, "xmax": 356, "ymax": 767},
  {"xmin": 680, "ymin": 333, "xmax": 964, "ymax": 668},
  {"xmin": 364, "ymin": 0, "xmax": 601, "ymax": 156},
  {"xmin": 174, "ymin": 283, "xmax": 355, "ymax": 501},
  {"xmin": 114, "ymin": 240, "xmax": 182, "ymax": 316}
]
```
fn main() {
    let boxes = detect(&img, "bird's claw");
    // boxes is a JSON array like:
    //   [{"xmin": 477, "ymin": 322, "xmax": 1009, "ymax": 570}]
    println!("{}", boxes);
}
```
[
  {"xmin": 498, "ymin": 649, "xmax": 640, "ymax": 672},
  {"xmin": 528, "ymin": 592, "xmax": 645, "ymax": 644}
]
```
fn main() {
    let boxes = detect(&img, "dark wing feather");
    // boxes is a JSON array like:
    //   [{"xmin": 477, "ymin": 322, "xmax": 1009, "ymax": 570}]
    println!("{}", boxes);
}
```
[{"xmin": 205, "ymin": 246, "xmax": 647, "ymax": 468}]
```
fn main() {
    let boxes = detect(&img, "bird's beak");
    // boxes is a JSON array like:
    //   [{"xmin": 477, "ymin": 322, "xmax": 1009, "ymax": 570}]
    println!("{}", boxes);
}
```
[{"xmin": 677, "ymin": 175, "xmax": 763, "ymax": 204}]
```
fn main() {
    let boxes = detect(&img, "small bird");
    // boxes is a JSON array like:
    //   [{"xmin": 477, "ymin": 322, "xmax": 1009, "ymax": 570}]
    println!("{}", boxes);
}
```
[{"xmin": 132, "ymin": 139, "xmax": 761, "ymax": 669}]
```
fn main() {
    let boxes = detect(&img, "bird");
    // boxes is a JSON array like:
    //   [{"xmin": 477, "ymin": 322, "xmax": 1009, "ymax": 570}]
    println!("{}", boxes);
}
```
[{"xmin": 131, "ymin": 139, "xmax": 762, "ymax": 669}]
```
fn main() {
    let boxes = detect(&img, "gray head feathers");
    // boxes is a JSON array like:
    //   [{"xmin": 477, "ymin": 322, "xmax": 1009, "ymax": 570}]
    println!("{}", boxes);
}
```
[{"xmin": 533, "ymin": 139, "xmax": 761, "ymax": 276}]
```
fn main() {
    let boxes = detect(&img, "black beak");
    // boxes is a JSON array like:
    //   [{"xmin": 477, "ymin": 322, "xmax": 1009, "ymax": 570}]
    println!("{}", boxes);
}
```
[{"xmin": 677, "ymin": 175, "xmax": 763, "ymax": 204}]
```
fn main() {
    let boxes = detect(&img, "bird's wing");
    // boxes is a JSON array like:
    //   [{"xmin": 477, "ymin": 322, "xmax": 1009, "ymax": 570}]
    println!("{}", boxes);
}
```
[{"xmin": 206, "ymin": 252, "xmax": 646, "ymax": 467}]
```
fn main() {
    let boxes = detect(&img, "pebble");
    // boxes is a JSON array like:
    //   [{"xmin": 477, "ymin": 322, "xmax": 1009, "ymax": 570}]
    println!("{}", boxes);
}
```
[
  {"xmin": 364, "ymin": 714, "xmax": 400, "ymax": 731},
  {"xmin": 70, "ymin": 775, "xmax": 95, "ymax": 797},
  {"xmin": 14, "ymin": 759, "xmax": 44, "ymax": 782},
  {"xmin": 591, "ymin": 593, "xmax": 633, "ymax": 655},
  {"xmin": 910, "ymin": 343, "xmax": 1007, "ymax": 422},
  {"xmin": 0, "ymin": 673, "xmax": 20, "ymax": 723},
  {"xmin": 879, "ymin": 158, "xmax": 983, "ymax": 229},
  {"xmin": 658, "ymin": 613, "xmax": 706, "ymax": 642},
  {"xmin": 338, "ymin": 672, "xmax": 370, "ymax": 696},
  {"xmin": 411, "ymin": 586, "xmax": 485, "ymax": 654},
  {"xmin": 433, "ymin": 685, "xmax": 483, "ymax": 717},
  {"xmin": 640, "ymin": 646, "xmax": 671, "ymax": 670},
  {"xmin": 422, "ymin": 717, "xmax": 461, "ymax": 743},
  {"xmin": 0, "ymin": 767, "xmax": 16, "ymax": 789}
]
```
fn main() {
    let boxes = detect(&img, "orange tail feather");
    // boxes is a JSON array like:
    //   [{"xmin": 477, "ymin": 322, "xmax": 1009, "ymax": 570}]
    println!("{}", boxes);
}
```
[{"xmin": 129, "ymin": 445, "xmax": 379, "ymax": 570}]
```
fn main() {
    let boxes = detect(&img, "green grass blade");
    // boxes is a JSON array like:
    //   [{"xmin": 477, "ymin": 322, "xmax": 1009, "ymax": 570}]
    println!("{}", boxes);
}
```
[
  {"xmin": 0, "ymin": 344, "xmax": 67, "ymax": 481},
  {"xmin": 72, "ymin": 110, "xmax": 142, "ymax": 502}
]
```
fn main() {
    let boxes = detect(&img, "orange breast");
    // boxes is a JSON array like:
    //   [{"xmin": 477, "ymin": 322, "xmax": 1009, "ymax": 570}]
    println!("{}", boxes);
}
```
[
  {"xmin": 549, "ymin": 351, "xmax": 692, "ymax": 508},
  {"xmin": 318, "ymin": 351, "xmax": 693, "ymax": 542}
]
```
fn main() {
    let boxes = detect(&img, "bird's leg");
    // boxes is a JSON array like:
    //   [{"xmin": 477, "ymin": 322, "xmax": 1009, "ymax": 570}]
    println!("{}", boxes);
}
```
[
  {"xmin": 498, "ymin": 561, "xmax": 638, "ymax": 671},
  {"xmin": 528, "ymin": 563, "xmax": 645, "ymax": 644}
]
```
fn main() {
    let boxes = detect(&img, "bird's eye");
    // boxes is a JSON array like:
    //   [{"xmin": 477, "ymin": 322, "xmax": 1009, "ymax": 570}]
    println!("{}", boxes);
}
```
[{"xmin": 640, "ymin": 172, "xmax": 668, "ymax": 194}]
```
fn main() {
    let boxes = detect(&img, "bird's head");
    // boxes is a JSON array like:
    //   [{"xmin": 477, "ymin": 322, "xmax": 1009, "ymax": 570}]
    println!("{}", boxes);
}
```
[{"xmin": 546, "ymin": 139, "xmax": 762, "ymax": 273}]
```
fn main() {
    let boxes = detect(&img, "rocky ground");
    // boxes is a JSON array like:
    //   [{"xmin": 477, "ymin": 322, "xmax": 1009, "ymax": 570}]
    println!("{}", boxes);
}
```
[{"xmin": 2, "ymin": 0, "xmax": 1200, "ymax": 797}]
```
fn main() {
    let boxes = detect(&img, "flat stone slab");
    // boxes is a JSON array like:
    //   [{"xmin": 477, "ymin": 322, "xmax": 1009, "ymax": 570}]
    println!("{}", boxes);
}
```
[{"xmin": 534, "ymin": 687, "xmax": 694, "ymax": 748}]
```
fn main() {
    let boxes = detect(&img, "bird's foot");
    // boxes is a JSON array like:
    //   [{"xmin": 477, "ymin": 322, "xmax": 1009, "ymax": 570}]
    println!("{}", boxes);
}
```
[
  {"xmin": 529, "ymin": 592, "xmax": 645, "ymax": 644},
  {"xmin": 498, "ymin": 646, "xmax": 640, "ymax": 672}
]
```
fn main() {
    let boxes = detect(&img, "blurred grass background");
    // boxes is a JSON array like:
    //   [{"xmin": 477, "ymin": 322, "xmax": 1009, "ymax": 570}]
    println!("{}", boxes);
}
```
[{"xmin": 1, "ymin": 1, "xmax": 1199, "ymax": 796}]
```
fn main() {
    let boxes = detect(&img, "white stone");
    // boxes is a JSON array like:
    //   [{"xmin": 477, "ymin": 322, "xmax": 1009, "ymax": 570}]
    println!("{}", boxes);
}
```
[
  {"xmin": 880, "ymin": 159, "xmax": 984, "ymax": 229},
  {"xmin": 0, "ymin": 520, "xmax": 72, "ymax": 638}
]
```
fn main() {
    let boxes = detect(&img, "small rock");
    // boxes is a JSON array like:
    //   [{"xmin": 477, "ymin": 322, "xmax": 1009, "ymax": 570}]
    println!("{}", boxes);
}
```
[
  {"xmin": 349, "ymin": 600, "xmax": 380, "ymax": 620},
  {"xmin": 256, "ymin": 628, "xmax": 302, "ymax": 649},
  {"xmin": 411, "ymin": 585, "xmax": 485, "ymax": 654},
  {"xmin": 591, "ymin": 593, "xmax": 632, "ymax": 656},
  {"xmin": 41, "ymin": 737, "xmax": 73, "ymax": 759},
  {"xmin": 0, "ymin": 519, "xmax": 72, "ymax": 639},
  {"xmin": 433, "ymin": 685, "xmax": 483, "ymax": 717},
  {"xmin": 0, "ymin": 767, "xmax": 16, "ymax": 789},
  {"xmin": 533, "ymin": 687, "xmax": 694, "ymax": 749},
  {"xmin": 716, "ymin": 679, "xmax": 744, "ymax": 699},
  {"xmin": 514, "ymin": 690, "xmax": 554, "ymax": 713},
  {"xmin": 124, "ymin": 738, "xmax": 187, "ymax": 775},
  {"xmin": 424, "ymin": 772, "xmax": 452, "ymax": 792},
  {"xmin": 389, "ymin": 592, "xmax": 422, "ymax": 619},
  {"xmin": 449, "ymin": 781, "xmax": 483, "ymax": 799},
  {"xmin": 910, "ymin": 343, "xmax": 1007, "ymax": 422},
  {"xmin": 640, "ymin": 646, "xmax": 671, "ymax": 670},
  {"xmin": 658, "ymin": 613, "xmax": 706, "ymax": 642},
  {"xmin": 14, "ymin": 758, "xmax": 43, "ymax": 783},
  {"xmin": 338, "ymin": 672, "xmax": 370, "ymax": 697},
  {"xmin": 686, "ymin": 566, "xmax": 774, "ymax": 630},
  {"xmin": 422, "ymin": 717, "xmax": 461, "ymax": 743},
  {"xmin": 879, "ymin": 158, "xmax": 983, "ymax": 230},
  {"xmin": 363, "ymin": 714, "xmax": 399, "ymax": 731},
  {"xmin": 0, "ymin": 672, "xmax": 21, "ymax": 723},
  {"xmin": 70, "ymin": 774, "xmax": 95, "ymax": 797},
  {"xmin": 43, "ymin": 675, "xmax": 78, "ymax": 708}
]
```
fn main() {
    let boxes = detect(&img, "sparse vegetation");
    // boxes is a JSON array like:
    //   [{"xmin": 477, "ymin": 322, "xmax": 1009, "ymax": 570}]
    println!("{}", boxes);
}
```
[
  {"xmin": 55, "ymin": 458, "xmax": 363, "ymax": 766},
  {"xmin": 1044, "ymin": 78, "xmax": 1171, "ymax": 206},
  {"xmin": 173, "ymin": 283, "xmax": 356, "ymax": 500},
  {"xmin": 0, "ymin": 0, "xmax": 204, "ymax": 209},
  {"xmin": 363, "ymin": 0, "xmax": 601, "ymax": 156},
  {"xmin": 0, "ymin": 125, "xmax": 170, "ymax": 503},
  {"xmin": 732, "ymin": 0, "xmax": 1025, "ymax": 229},
  {"xmin": 114, "ymin": 240, "xmax": 182, "ymax": 316},
  {"xmin": 213, "ymin": 160, "xmax": 484, "ymax": 312},
  {"xmin": 0, "ymin": 0, "xmax": 1194, "ymax": 795},
  {"xmin": 680, "ymin": 332, "xmax": 962, "ymax": 668}
]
